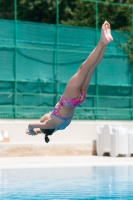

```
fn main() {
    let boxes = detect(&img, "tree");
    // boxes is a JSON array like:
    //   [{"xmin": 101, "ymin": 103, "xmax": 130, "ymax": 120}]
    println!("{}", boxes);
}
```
[
  {"xmin": 59, "ymin": 0, "xmax": 132, "ymax": 30},
  {"xmin": 0, "ymin": 0, "xmax": 14, "ymax": 19},
  {"xmin": 120, "ymin": 33, "xmax": 133, "ymax": 73},
  {"xmin": 59, "ymin": 0, "xmax": 96, "ymax": 27},
  {"xmin": 17, "ymin": 0, "xmax": 56, "ymax": 23},
  {"xmin": 0, "ymin": 0, "xmax": 132, "ymax": 31}
]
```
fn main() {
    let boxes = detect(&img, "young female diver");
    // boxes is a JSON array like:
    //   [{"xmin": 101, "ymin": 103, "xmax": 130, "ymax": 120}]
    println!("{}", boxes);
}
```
[{"xmin": 26, "ymin": 21, "xmax": 113, "ymax": 143}]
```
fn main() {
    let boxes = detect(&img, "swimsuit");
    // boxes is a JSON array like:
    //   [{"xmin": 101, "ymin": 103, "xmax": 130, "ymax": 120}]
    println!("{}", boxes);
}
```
[
  {"xmin": 50, "ymin": 92, "xmax": 86, "ymax": 130},
  {"xmin": 60, "ymin": 92, "xmax": 86, "ymax": 107}
]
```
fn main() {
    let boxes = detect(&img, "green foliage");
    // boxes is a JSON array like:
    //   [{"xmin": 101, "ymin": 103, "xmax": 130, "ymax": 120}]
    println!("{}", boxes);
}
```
[
  {"xmin": 17, "ymin": 0, "xmax": 56, "ymax": 23},
  {"xmin": 59, "ymin": 0, "xmax": 96, "ymax": 27},
  {"xmin": 0, "ymin": 0, "xmax": 14, "ymax": 19},
  {"xmin": 58, "ymin": 0, "xmax": 132, "ymax": 30},
  {"xmin": 121, "ymin": 34, "xmax": 133, "ymax": 72},
  {"xmin": 0, "ymin": 0, "xmax": 132, "ymax": 30},
  {"xmin": 125, "ymin": 36, "xmax": 133, "ymax": 65}
]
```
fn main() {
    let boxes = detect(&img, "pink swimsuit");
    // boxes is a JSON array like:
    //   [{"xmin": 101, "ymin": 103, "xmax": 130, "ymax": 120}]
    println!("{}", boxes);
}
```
[
  {"xmin": 50, "ymin": 92, "xmax": 86, "ymax": 130},
  {"xmin": 60, "ymin": 92, "xmax": 86, "ymax": 107}
]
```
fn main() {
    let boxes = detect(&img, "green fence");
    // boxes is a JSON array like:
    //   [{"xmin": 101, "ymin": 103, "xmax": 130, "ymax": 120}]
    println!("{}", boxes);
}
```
[{"xmin": 0, "ymin": 0, "xmax": 133, "ymax": 120}]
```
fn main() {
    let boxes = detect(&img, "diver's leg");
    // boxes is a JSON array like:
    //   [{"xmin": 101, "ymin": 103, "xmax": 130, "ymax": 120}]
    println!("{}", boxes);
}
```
[
  {"xmin": 80, "ymin": 45, "xmax": 106, "ymax": 93},
  {"xmin": 63, "ymin": 21, "xmax": 113, "ymax": 98}
]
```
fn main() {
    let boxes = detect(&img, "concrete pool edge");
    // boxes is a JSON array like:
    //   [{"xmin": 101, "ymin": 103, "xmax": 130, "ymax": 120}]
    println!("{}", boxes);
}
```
[{"xmin": 0, "ymin": 156, "xmax": 133, "ymax": 169}]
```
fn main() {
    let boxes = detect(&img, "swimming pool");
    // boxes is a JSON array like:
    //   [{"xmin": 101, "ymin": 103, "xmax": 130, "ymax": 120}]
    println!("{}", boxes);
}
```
[{"xmin": 0, "ymin": 166, "xmax": 133, "ymax": 199}]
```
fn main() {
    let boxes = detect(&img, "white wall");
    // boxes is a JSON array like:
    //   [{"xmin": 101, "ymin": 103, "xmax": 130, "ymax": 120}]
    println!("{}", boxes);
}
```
[{"xmin": 0, "ymin": 120, "xmax": 133, "ymax": 143}]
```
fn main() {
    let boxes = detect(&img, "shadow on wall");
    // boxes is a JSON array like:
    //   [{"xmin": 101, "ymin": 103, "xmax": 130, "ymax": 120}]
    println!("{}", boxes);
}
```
[{"xmin": 93, "ymin": 140, "xmax": 97, "ymax": 155}]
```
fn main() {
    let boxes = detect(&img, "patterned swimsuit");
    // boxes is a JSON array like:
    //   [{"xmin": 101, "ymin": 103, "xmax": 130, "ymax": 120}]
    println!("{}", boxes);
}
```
[{"xmin": 50, "ymin": 92, "xmax": 86, "ymax": 130}]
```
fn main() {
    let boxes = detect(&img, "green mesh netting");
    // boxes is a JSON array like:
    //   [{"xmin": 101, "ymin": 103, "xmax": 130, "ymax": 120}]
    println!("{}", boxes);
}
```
[{"xmin": 0, "ymin": 20, "xmax": 132, "ymax": 119}]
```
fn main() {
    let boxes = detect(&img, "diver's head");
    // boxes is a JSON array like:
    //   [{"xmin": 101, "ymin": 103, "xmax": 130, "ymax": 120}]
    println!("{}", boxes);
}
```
[{"xmin": 41, "ymin": 128, "xmax": 55, "ymax": 143}]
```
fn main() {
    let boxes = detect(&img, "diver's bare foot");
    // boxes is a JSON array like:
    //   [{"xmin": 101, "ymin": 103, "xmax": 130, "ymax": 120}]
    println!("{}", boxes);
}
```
[{"xmin": 100, "ymin": 21, "xmax": 113, "ymax": 44}]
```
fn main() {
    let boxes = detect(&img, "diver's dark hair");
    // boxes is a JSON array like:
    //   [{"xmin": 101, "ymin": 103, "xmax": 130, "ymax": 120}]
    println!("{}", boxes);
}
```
[{"xmin": 41, "ymin": 129, "xmax": 55, "ymax": 143}]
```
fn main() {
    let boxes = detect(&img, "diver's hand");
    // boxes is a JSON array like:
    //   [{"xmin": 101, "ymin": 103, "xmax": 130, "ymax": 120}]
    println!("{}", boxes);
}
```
[{"xmin": 26, "ymin": 129, "xmax": 38, "ymax": 136}]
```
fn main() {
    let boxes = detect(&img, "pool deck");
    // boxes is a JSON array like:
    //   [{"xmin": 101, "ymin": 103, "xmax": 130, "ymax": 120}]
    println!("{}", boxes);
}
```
[{"xmin": 0, "ymin": 156, "xmax": 133, "ymax": 169}]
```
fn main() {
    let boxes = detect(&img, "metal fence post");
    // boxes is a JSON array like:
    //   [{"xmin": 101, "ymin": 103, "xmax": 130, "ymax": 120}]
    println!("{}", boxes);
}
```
[
  {"xmin": 131, "ymin": 6, "xmax": 133, "ymax": 119},
  {"xmin": 95, "ymin": 1, "xmax": 98, "ymax": 119},
  {"xmin": 55, "ymin": 0, "xmax": 59, "ymax": 105},
  {"xmin": 14, "ymin": 0, "xmax": 17, "ymax": 118}
]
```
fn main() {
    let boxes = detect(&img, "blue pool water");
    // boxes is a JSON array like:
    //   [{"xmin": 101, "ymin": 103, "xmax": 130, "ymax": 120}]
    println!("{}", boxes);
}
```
[{"xmin": 0, "ymin": 166, "xmax": 133, "ymax": 199}]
